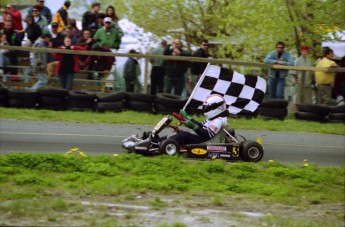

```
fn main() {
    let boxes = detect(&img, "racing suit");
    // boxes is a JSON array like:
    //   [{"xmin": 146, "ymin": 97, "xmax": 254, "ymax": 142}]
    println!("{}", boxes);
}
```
[{"xmin": 170, "ymin": 117, "xmax": 228, "ymax": 146}]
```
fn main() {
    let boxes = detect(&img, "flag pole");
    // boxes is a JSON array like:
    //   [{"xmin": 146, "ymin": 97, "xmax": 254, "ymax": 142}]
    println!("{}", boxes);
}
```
[{"xmin": 183, "ymin": 63, "xmax": 211, "ymax": 110}]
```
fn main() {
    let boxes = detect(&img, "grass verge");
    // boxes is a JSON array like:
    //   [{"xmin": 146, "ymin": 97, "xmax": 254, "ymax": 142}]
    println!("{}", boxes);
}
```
[
  {"xmin": 0, "ymin": 107, "xmax": 344, "ymax": 135},
  {"xmin": 0, "ymin": 153, "xmax": 344, "ymax": 226}
]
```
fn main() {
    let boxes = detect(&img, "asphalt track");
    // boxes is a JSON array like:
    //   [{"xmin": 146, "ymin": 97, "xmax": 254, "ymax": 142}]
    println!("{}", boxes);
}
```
[{"xmin": 0, "ymin": 119, "xmax": 344, "ymax": 166}]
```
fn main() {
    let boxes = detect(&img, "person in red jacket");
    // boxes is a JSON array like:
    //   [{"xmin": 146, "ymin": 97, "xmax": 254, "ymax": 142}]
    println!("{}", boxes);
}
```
[
  {"xmin": 54, "ymin": 36, "xmax": 86, "ymax": 90},
  {"xmin": 81, "ymin": 43, "xmax": 115, "ymax": 91}
]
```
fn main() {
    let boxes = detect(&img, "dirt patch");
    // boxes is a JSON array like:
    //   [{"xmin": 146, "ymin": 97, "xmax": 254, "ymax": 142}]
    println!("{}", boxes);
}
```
[{"xmin": 1, "ymin": 193, "xmax": 344, "ymax": 226}]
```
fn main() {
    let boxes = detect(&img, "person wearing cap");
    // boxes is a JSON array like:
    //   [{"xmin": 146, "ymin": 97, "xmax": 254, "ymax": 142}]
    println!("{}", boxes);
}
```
[
  {"xmin": 290, "ymin": 45, "xmax": 315, "ymax": 105},
  {"xmin": 82, "ymin": 2, "xmax": 101, "ymax": 35},
  {"xmin": 26, "ymin": 32, "xmax": 54, "ymax": 90},
  {"xmin": 93, "ymin": 17, "xmax": 123, "ymax": 50},
  {"xmin": 49, "ymin": 22, "xmax": 64, "ymax": 48},
  {"xmin": 28, "ymin": 0, "xmax": 52, "ymax": 24},
  {"xmin": 52, "ymin": 0, "xmax": 71, "ymax": 33}
]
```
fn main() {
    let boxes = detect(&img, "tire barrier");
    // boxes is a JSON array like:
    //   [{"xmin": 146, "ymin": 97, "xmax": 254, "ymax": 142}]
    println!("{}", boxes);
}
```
[
  {"xmin": 96, "ymin": 92, "xmax": 125, "ymax": 112},
  {"xmin": 0, "ymin": 87, "xmax": 8, "ymax": 107},
  {"xmin": 8, "ymin": 89, "xmax": 38, "ymax": 109},
  {"xmin": 125, "ymin": 92, "xmax": 155, "ymax": 113},
  {"xmin": 295, "ymin": 104, "xmax": 332, "ymax": 122},
  {"xmin": 38, "ymin": 87, "xmax": 69, "ymax": 111},
  {"xmin": 68, "ymin": 91, "xmax": 97, "ymax": 111},
  {"xmin": 258, "ymin": 99, "xmax": 289, "ymax": 120},
  {"xmin": 155, "ymin": 93, "xmax": 187, "ymax": 114},
  {"xmin": 1, "ymin": 86, "xmax": 344, "ymax": 123},
  {"xmin": 329, "ymin": 105, "xmax": 345, "ymax": 123}
]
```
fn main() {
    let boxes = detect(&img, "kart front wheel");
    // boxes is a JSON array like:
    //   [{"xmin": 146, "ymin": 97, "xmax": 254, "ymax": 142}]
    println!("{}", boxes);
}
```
[
  {"xmin": 159, "ymin": 139, "xmax": 180, "ymax": 156},
  {"xmin": 240, "ymin": 141, "xmax": 264, "ymax": 162}
]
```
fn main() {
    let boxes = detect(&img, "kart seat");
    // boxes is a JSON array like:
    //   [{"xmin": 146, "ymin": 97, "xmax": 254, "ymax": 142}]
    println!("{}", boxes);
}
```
[{"xmin": 206, "ymin": 127, "xmax": 235, "ymax": 143}]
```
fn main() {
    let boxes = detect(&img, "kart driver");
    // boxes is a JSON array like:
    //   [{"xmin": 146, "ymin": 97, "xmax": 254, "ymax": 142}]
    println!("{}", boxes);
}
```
[{"xmin": 171, "ymin": 94, "xmax": 229, "ymax": 146}]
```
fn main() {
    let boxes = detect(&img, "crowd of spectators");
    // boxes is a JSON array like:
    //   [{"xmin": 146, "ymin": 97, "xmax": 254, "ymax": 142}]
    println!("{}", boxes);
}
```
[
  {"xmin": 0, "ymin": 1, "xmax": 122, "ymax": 91},
  {"xmin": 0, "ymin": 1, "xmax": 343, "ymax": 106}
]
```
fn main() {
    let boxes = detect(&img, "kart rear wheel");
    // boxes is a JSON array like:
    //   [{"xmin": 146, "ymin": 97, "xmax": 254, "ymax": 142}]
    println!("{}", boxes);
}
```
[
  {"xmin": 240, "ymin": 141, "xmax": 264, "ymax": 162},
  {"xmin": 159, "ymin": 139, "xmax": 180, "ymax": 156}
]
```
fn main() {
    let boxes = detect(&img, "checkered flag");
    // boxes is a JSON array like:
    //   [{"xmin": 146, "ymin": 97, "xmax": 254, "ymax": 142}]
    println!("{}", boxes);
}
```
[{"xmin": 184, "ymin": 64, "xmax": 267, "ymax": 115}]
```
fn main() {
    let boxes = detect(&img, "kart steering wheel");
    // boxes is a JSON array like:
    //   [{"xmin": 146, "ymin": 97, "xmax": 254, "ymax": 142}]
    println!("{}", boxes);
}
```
[{"xmin": 172, "ymin": 112, "xmax": 186, "ymax": 122}]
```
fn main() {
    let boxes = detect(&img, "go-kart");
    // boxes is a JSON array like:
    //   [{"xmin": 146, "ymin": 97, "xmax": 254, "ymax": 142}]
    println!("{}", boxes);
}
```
[{"xmin": 121, "ymin": 112, "xmax": 264, "ymax": 162}]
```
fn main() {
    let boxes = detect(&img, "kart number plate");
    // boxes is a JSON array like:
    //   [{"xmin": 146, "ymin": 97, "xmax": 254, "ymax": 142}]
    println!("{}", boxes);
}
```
[{"xmin": 154, "ymin": 117, "xmax": 169, "ymax": 131}]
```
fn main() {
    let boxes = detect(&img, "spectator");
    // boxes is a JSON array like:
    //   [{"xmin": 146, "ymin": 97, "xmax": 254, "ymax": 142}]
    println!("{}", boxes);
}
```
[
  {"xmin": 63, "ymin": 25, "xmax": 77, "ymax": 45},
  {"xmin": 82, "ymin": 2, "xmax": 101, "ymax": 35},
  {"xmin": 264, "ymin": 41, "xmax": 294, "ymax": 99},
  {"xmin": 21, "ymin": 15, "xmax": 42, "ymax": 46},
  {"xmin": 190, "ymin": 39, "xmax": 210, "ymax": 90},
  {"xmin": 49, "ymin": 22, "xmax": 64, "ymax": 48},
  {"xmin": 333, "ymin": 56, "xmax": 345, "ymax": 105},
  {"xmin": 315, "ymin": 47, "xmax": 339, "ymax": 105},
  {"xmin": 123, "ymin": 49, "xmax": 141, "ymax": 92},
  {"xmin": 96, "ymin": 13, "xmax": 106, "ymax": 31},
  {"xmin": 105, "ymin": 5, "xmax": 119, "ymax": 23},
  {"xmin": 290, "ymin": 45, "xmax": 314, "ymax": 104},
  {"xmin": 54, "ymin": 36, "xmax": 86, "ymax": 90},
  {"xmin": 53, "ymin": 0, "xmax": 71, "ymax": 33},
  {"xmin": 0, "ymin": 21, "xmax": 20, "ymax": 76},
  {"xmin": 28, "ymin": 0, "xmax": 52, "ymax": 24},
  {"xmin": 0, "ymin": 15, "xmax": 4, "ymax": 30},
  {"xmin": 1, "ymin": 4, "xmax": 24, "ymax": 43},
  {"xmin": 68, "ymin": 19, "xmax": 82, "ymax": 39},
  {"xmin": 76, "ymin": 29, "xmax": 96, "ymax": 79},
  {"xmin": 104, "ymin": 5, "xmax": 123, "ymax": 38},
  {"xmin": 0, "ymin": 33, "xmax": 10, "ymax": 79},
  {"xmin": 81, "ymin": 43, "xmax": 115, "ymax": 91},
  {"xmin": 93, "ymin": 17, "xmax": 123, "ymax": 50},
  {"xmin": 163, "ymin": 38, "xmax": 191, "ymax": 96},
  {"xmin": 149, "ymin": 40, "xmax": 167, "ymax": 95},
  {"xmin": 31, "ymin": 5, "xmax": 48, "ymax": 33},
  {"xmin": 26, "ymin": 32, "xmax": 54, "ymax": 90}
]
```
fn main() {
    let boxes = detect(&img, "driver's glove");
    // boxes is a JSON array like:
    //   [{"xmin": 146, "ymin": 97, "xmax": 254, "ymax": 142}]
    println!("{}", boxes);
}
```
[
  {"xmin": 184, "ymin": 119, "xmax": 199, "ymax": 131},
  {"xmin": 179, "ymin": 109, "xmax": 192, "ymax": 120}
]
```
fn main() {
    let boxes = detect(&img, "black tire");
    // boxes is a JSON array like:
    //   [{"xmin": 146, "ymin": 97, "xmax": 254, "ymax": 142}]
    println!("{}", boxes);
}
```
[
  {"xmin": 8, "ymin": 99, "xmax": 38, "ymax": 109},
  {"xmin": 0, "ymin": 87, "xmax": 8, "ymax": 95},
  {"xmin": 155, "ymin": 93, "xmax": 187, "ymax": 108},
  {"xmin": 0, "ymin": 94, "xmax": 8, "ymax": 107},
  {"xmin": 159, "ymin": 139, "xmax": 180, "ymax": 155},
  {"xmin": 97, "ymin": 92, "xmax": 126, "ymax": 102},
  {"xmin": 38, "ymin": 96, "xmax": 67, "ymax": 110},
  {"xmin": 68, "ymin": 91, "xmax": 97, "ymax": 102},
  {"xmin": 37, "ymin": 87, "xmax": 68, "ymax": 98},
  {"xmin": 260, "ymin": 99, "xmax": 289, "ymax": 108},
  {"xmin": 126, "ymin": 100, "xmax": 153, "ymax": 112},
  {"xmin": 295, "ymin": 111, "xmax": 324, "ymax": 122},
  {"xmin": 296, "ymin": 104, "xmax": 331, "ymax": 116},
  {"xmin": 125, "ymin": 92, "xmax": 155, "ymax": 103},
  {"xmin": 257, "ymin": 107, "xmax": 288, "ymax": 118},
  {"xmin": 240, "ymin": 141, "xmax": 264, "ymax": 162},
  {"xmin": 155, "ymin": 102, "xmax": 180, "ymax": 114},
  {"xmin": 96, "ymin": 101, "xmax": 124, "ymax": 112},
  {"xmin": 329, "ymin": 105, "xmax": 345, "ymax": 114},
  {"xmin": 329, "ymin": 113, "xmax": 345, "ymax": 121},
  {"xmin": 8, "ymin": 89, "xmax": 38, "ymax": 101},
  {"xmin": 68, "ymin": 99, "xmax": 96, "ymax": 110}
]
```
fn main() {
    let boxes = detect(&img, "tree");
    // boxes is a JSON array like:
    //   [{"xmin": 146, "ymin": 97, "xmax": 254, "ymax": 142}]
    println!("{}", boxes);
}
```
[{"xmin": 118, "ymin": 0, "xmax": 344, "ymax": 60}]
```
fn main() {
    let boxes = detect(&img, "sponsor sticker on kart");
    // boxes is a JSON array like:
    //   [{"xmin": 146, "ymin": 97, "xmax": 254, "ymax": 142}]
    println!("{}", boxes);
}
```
[
  {"xmin": 191, "ymin": 148, "xmax": 207, "ymax": 155},
  {"xmin": 232, "ymin": 145, "xmax": 239, "ymax": 157},
  {"xmin": 135, "ymin": 146, "xmax": 148, "ymax": 151},
  {"xmin": 207, "ymin": 146, "xmax": 226, "ymax": 152},
  {"xmin": 220, "ymin": 154, "xmax": 231, "ymax": 158},
  {"xmin": 208, "ymin": 152, "xmax": 220, "ymax": 159},
  {"xmin": 153, "ymin": 117, "xmax": 169, "ymax": 131}
]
